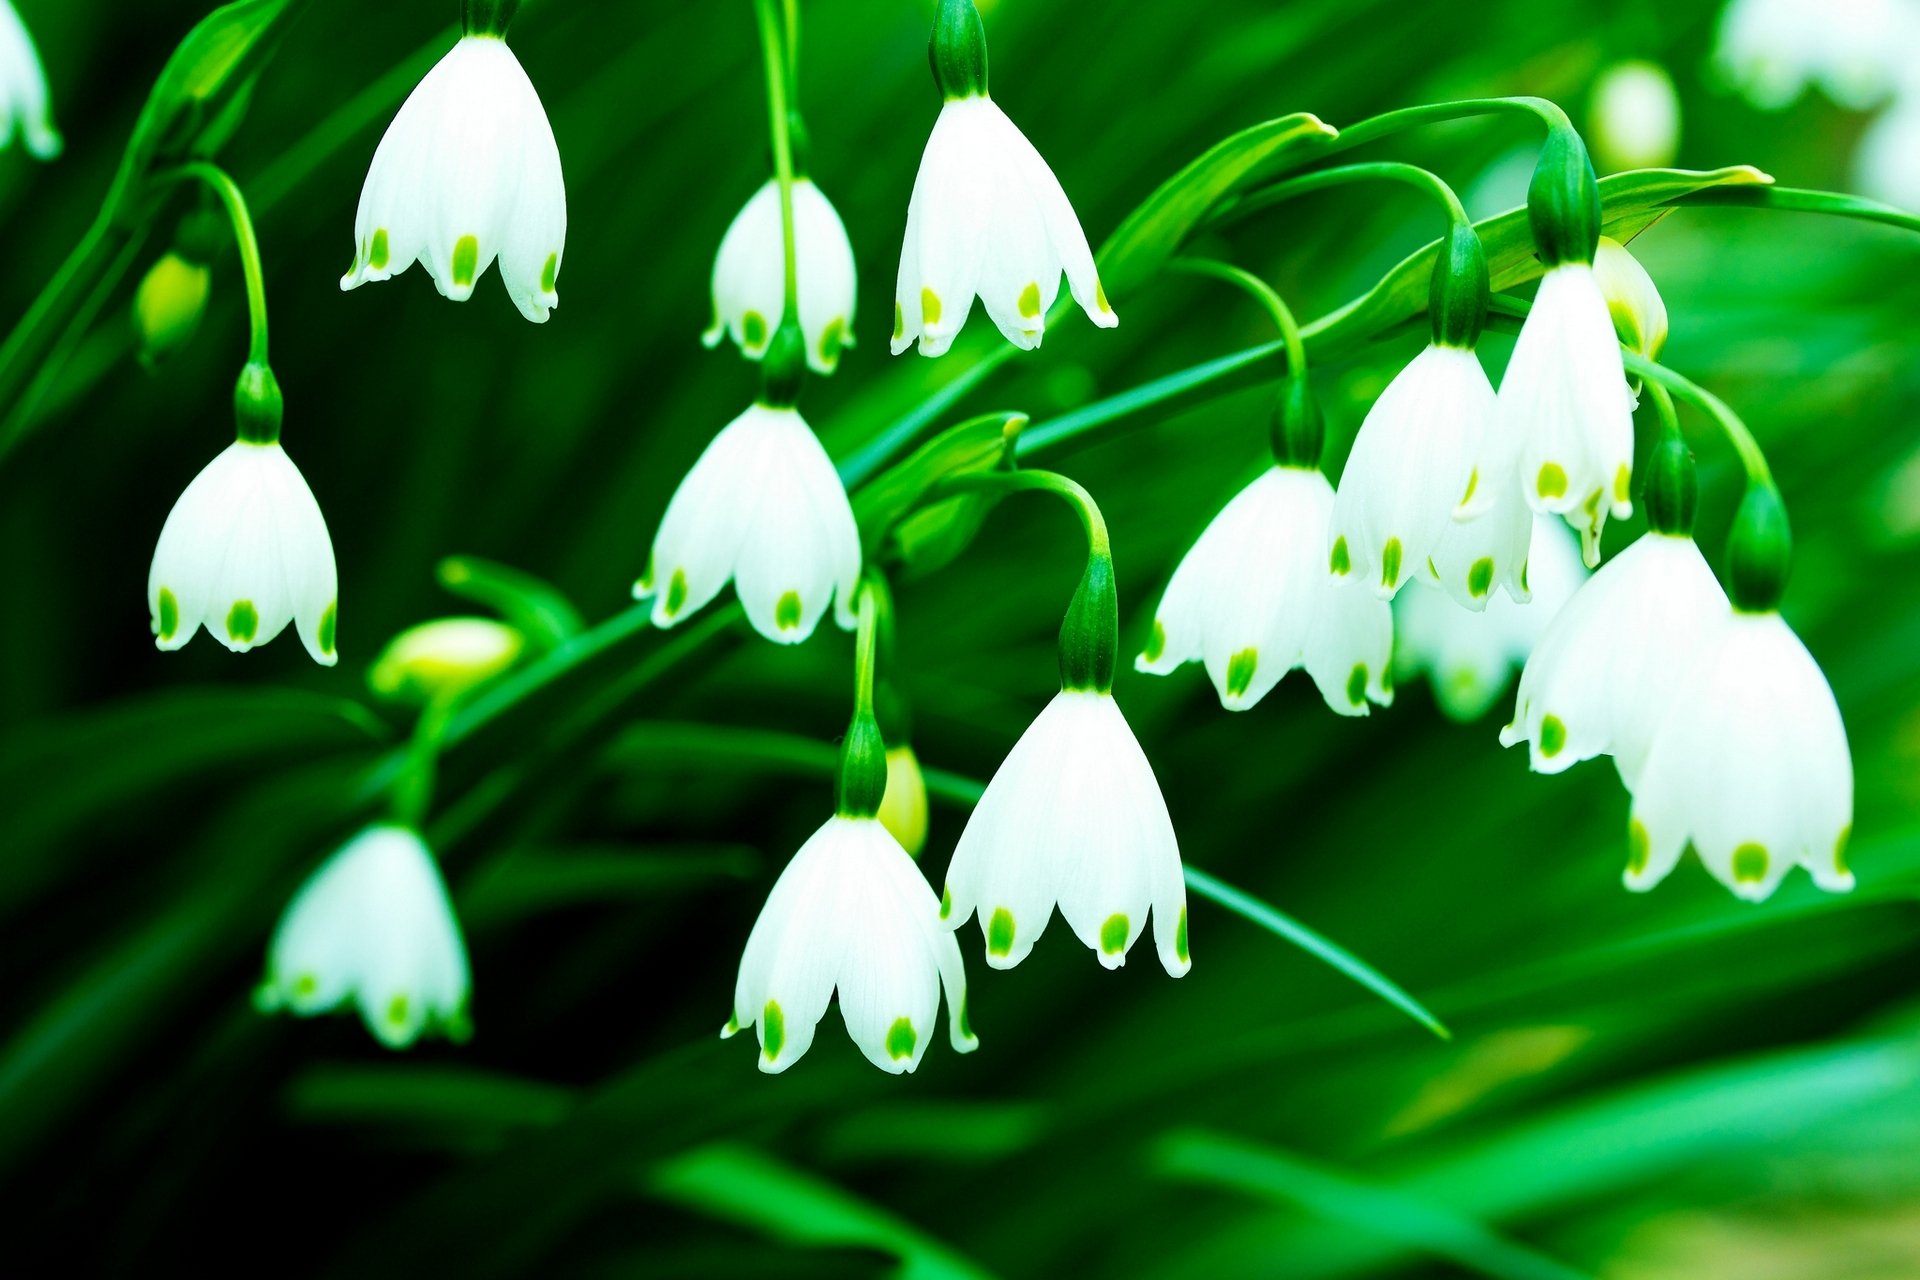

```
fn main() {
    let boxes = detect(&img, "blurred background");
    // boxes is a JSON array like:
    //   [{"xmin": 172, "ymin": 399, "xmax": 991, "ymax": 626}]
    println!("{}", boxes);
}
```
[{"xmin": 3, "ymin": 0, "xmax": 1919, "ymax": 1275}]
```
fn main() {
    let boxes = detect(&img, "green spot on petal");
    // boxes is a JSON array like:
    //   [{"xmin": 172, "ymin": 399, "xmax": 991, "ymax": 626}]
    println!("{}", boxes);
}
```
[
  {"xmin": 885, "ymin": 1016, "xmax": 917, "ymax": 1061},
  {"xmin": 1520, "ymin": 560, "xmax": 1532, "ymax": 593},
  {"xmin": 317, "ymin": 601, "xmax": 337, "ymax": 656},
  {"xmin": 1733, "ymin": 842, "xmax": 1769, "ymax": 884},
  {"xmin": 1100, "ymin": 913, "xmax": 1129, "ymax": 955},
  {"xmin": 386, "ymin": 994, "xmax": 409, "ymax": 1028},
  {"xmin": 1176, "ymin": 906, "xmax": 1189, "ymax": 964},
  {"xmin": 940, "ymin": 884, "xmax": 953, "ymax": 920},
  {"xmin": 370, "ymin": 228, "xmax": 390, "ymax": 271},
  {"xmin": 892, "ymin": 301, "xmax": 904, "ymax": 341},
  {"xmin": 742, "ymin": 310, "xmax": 767, "ymax": 348},
  {"xmin": 921, "ymin": 287, "xmax": 943, "ymax": 328},
  {"xmin": 156, "ymin": 587, "xmax": 179, "ymax": 640},
  {"xmin": 226, "ymin": 600, "xmax": 258, "ymax": 644},
  {"xmin": 1095, "ymin": 279, "xmax": 1111, "ymax": 313},
  {"xmin": 958, "ymin": 994, "xmax": 973, "ymax": 1039},
  {"xmin": 1627, "ymin": 819, "xmax": 1650, "ymax": 876},
  {"xmin": 762, "ymin": 1000, "xmax": 785, "ymax": 1060},
  {"xmin": 293, "ymin": 972, "xmax": 318, "ymax": 999},
  {"xmin": 1539, "ymin": 714, "xmax": 1567, "ymax": 758},
  {"xmin": 819, "ymin": 316, "xmax": 846, "ymax": 365},
  {"xmin": 1536, "ymin": 462, "xmax": 1568, "ymax": 499},
  {"xmin": 1225, "ymin": 647, "xmax": 1258, "ymax": 699},
  {"xmin": 1330, "ymin": 535, "xmax": 1351, "ymax": 576},
  {"xmin": 1614, "ymin": 462, "xmax": 1632, "ymax": 505},
  {"xmin": 1380, "ymin": 537, "xmax": 1403, "ymax": 588},
  {"xmin": 1460, "ymin": 467, "xmax": 1478, "ymax": 506},
  {"xmin": 1143, "ymin": 619, "xmax": 1167, "ymax": 664},
  {"xmin": 540, "ymin": 252, "xmax": 558, "ymax": 294},
  {"xmin": 1017, "ymin": 281, "xmax": 1042, "ymax": 318},
  {"xmin": 664, "ymin": 569, "xmax": 689, "ymax": 618},
  {"xmin": 1467, "ymin": 558, "xmax": 1494, "ymax": 599},
  {"xmin": 987, "ymin": 907, "xmax": 1014, "ymax": 957},
  {"xmin": 451, "ymin": 235, "xmax": 480, "ymax": 289},
  {"xmin": 1346, "ymin": 663, "xmax": 1367, "ymax": 707},
  {"xmin": 1835, "ymin": 826, "xmax": 1852, "ymax": 877},
  {"xmin": 774, "ymin": 590, "xmax": 803, "ymax": 631}
]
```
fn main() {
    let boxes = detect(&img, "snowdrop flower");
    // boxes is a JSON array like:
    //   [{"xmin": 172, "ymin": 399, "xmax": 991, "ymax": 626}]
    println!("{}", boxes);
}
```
[
  {"xmin": 149, "ymin": 368, "xmax": 338, "ymax": 665},
  {"xmin": 368, "ymin": 616, "xmax": 523, "ymax": 703},
  {"xmin": 1329, "ymin": 343, "xmax": 1497, "ymax": 599},
  {"xmin": 1855, "ymin": 97, "xmax": 1920, "ymax": 211},
  {"xmin": 255, "ymin": 825, "xmax": 472, "ymax": 1049},
  {"xmin": 1713, "ymin": 0, "xmax": 1916, "ymax": 111},
  {"xmin": 341, "ymin": 2, "xmax": 565, "ymax": 322},
  {"xmin": 1588, "ymin": 61, "xmax": 1681, "ymax": 172},
  {"xmin": 704, "ymin": 177, "xmax": 857, "ymax": 374},
  {"xmin": 892, "ymin": 0, "xmax": 1116, "ymax": 357},
  {"xmin": 1140, "ymin": 466, "xmax": 1394, "ymax": 714},
  {"xmin": 0, "ymin": 1, "xmax": 59, "ymax": 160},
  {"xmin": 633, "ymin": 384, "xmax": 860, "ymax": 644},
  {"xmin": 1395, "ymin": 517, "xmax": 1586, "ymax": 722},
  {"xmin": 724, "ymin": 815, "xmax": 976, "ymax": 1073}
]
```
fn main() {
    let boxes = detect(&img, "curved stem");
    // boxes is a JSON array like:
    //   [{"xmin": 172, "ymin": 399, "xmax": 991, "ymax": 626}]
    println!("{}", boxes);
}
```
[
  {"xmin": 168, "ymin": 163, "xmax": 269, "ymax": 365},
  {"xmin": 1217, "ymin": 160, "xmax": 1470, "ymax": 232},
  {"xmin": 753, "ymin": 0, "xmax": 799, "ymax": 313},
  {"xmin": 1164, "ymin": 257, "xmax": 1306, "ymax": 374},
  {"xmin": 394, "ymin": 691, "xmax": 461, "ymax": 828},
  {"xmin": 930, "ymin": 467, "xmax": 1111, "ymax": 560},
  {"xmin": 1326, "ymin": 95, "xmax": 1573, "ymax": 156}
]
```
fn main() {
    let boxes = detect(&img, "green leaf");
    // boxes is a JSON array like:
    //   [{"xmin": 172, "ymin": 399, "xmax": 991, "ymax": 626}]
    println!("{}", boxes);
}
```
[
  {"xmin": 851, "ymin": 410, "xmax": 1023, "ymax": 573},
  {"xmin": 1096, "ymin": 112, "xmax": 1339, "ymax": 298},
  {"xmin": 648, "ymin": 1142, "xmax": 993, "ymax": 1280},
  {"xmin": 286, "ymin": 1064, "xmax": 576, "ymax": 1143},
  {"xmin": 1670, "ymin": 183, "xmax": 1920, "ymax": 236},
  {"xmin": 438, "ymin": 555, "xmax": 586, "ymax": 651},
  {"xmin": 1184, "ymin": 866, "xmax": 1450, "ymax": 1041},
  {"xmin": 456, "ymin": 842, "xmax": 760, "ymax": 928}
]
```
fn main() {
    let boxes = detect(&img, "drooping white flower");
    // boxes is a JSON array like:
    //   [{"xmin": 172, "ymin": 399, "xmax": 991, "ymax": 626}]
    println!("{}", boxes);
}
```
[
  {"xmin": 255, "ymin": 825, "xmax": 472, "ymax": 1049},
  {"xmin": 341, "ymin": 34, "xmax": 566, "ymax": 322},
  {"xmin": 1469, "ymin": 262, "xmax": 1635, "ymax": 566},
  {"xmin": 368, "ymin": 616, "xmax": 523, "ymax": 702},
  {"xmin": 1329, "ymin": 344, "xmax": 1497, "ymax": 599},
  {"xmin": 1588, "ymin": 60, "xmax": 1681, "ymax": 172},
  {"xmin": 944, "ymin": 690, "xmax": 1189, "ymax": 974},
  {"xmin": 1395, "ymin": 516, "xmax": 1586, "ymax": 722},
  {"xmin": 634, "ymin": 402, "xmax": 860, "ymax": 644},
  {"xmin": 724, "ymin": 815, "xmax": 976, "ymax": 1074},
  {"xmin": 893, "ymin": 95, "xmax": 1115, "ymax": 357},
  {"xmin": 1591, "ymin": 237, "xmax": 1668, "ymax": 361},
  {"xmin": 1501, "ymin": 530, "xmax": 1727, "ymax": 783},
  {"xmin": 1626, "ymin": 610, "xmax": 1853, "ymax": 901},
  {"xmin": 148, "ymin": 440, "xmax": 338, "ymax": 665},
  {"xmin": 1855, "ymin": 96, "xmax": 1920, "ymax": 212},
  {"xmin": 704, "ymin": 178, "xmax": 857, "ymax": 374},
  {"xmin": 1137, "ymin": 466, "xmax": 1394, "ymax": 714},
  {"xmin": 1713, "ymin": 0, "xmax": 1917, "ymax": 111},
  {"xmin": 0, "ymin": 1, "xmax": 58, "ymax": 160}
]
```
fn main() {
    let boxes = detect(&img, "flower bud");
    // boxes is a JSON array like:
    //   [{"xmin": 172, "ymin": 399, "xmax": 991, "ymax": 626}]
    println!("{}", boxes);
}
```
[
  {"xmin": 878, "ymin": 745, "xmax": 931, "ymax": 857},
  {"xmin": 929, "ymin": 0, "xmax": 989, "ymax": 101},
  {"xmin": 1527, "ymin": 127, "xmax": 1603, "ymax": 267},
  {"xmin": 132, "ymin": 252, "xmax": 212, "ymax": 369},
  {"xmin": 1428, "ymin": 222, "xmax": 1489, "ymax": 349},
  {"xmin": 368, "ymin": 617, "xmax": 524, "ymax": 703},
  {"xmin": 1727, "ymin": 482, "xmax": 1792, "ymax": 612},
  {"xmin": 1642, "ymin": 429, "xmax": 1698, "ymax": 536},
  {"xmin": 1057, "ymin": 551, "xmax": 1118, "ymax": 693},
  {"xmin": 233, "ymin": 360, "xmax": 283, "ymax": 444},
  {"xmin": 835, "ymin": 709, "xmax": 889, "ymax": 819},
  {"xmin": 1592, "ymin": 236, "xmax": 1667, "ymax": 360}
]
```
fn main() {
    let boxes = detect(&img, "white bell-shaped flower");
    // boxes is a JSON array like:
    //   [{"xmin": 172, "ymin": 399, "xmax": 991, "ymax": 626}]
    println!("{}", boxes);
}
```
[
  {"xmin": 943, "ymin": 690, "xmax": 1189, "ymax": 974},
  {"xmin": 1501, "ymin": 530, "xmax": 1727, "ymax": 784},
  {"xmin": 704, "ymin": 178, "xmax": 857, "ymax": 374},
  {"xmin": 724, "ymin": 815, "xmax": 976, "ymax": 1074},
  {"xmin": 0, "ymin": 0, "xmax": 58, "ymax": 160},
  {"xmin": 1469, "ymin": 262, "xmax": 1635, "ymax": 566},
  {"xmin": 1395, "ymin": 516, "xmax": 1586, "ymax": 722},
  {"xmin": 1139, "ymin": 466, "xmax": 1394, "ymax": 714},
  {"xmin": 1588, "ymin": 60, "xmax": 1681, "ymax": 172},
  {"xmin": 341, "ymin": 34, "xmax": 566, "ymax": 322},
  {"xmin": 1431, "ymin": 445, "xmax": 1535, "ymax": 610},
  {"xmin": 255, "ymin": 825, "xmax": 472, "ymax": 1049},
  {"xmin": 1592, "ymin": 237, "xmax": 1668, "ymax": 361},
  {"xmin": 148, "ymin": 440, "xmax": 338, "ymax": 665},
  {"xmin": 893, "ymin": 96, "xmax": 1115, "ymax": 357},
  {"xmin": 1713, "ymin": 0, "xmax": 1916, "ymax": 110},
  {"xmin": 1627, "ymin": 610, "xmax": 1853, "ymax": 901},
  {"xmin": 1329, "ymin": 344, "xmax": 1497, "ymax": 599},
  {"xmin": 634, "ymin": 402, "xmax": 860, "ymax": 644}
]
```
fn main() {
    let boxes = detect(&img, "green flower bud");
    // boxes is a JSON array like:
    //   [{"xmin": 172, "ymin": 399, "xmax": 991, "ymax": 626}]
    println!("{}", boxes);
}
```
[
  {"xmin": 462, "ymin": 0, "xmax": 520, "ymax": 36},
  {"xmin": 1057, "ymin": 550, "xmax": 1118, "ymax": 693},
  {"xmin": 878, "ymin": 745, "xmax": 931, "ymax": 857},
  {"xmin": 1269, "ymin": 376, "xmax": 1325, "ymax": 469},
  {"xmin": 1643, "ymin": 430, "xmax": 1698, "ymax": 536},
  {"xmin": 929, "ymin": 0, "xmax": 989, "ymax": 100},
  {"xmin": 758, "ymin": 318, "xmax": 808, "ymax": 408},
  {"xmin": 835, "ymin": 708, "xmax": 889, "ymax": 819},
  {"xmin": 233, "ymin": 361, "xmax": 283, "ymax": 444},
  {"xmin": 132, "ymin": 252, "xmax": 212, "ymax": 369},
  {"xmin": 1429, "ymin": 221, "xmax": 1490, "ymax": 349},
  {"xmin": 368, "ymin": 617, "xmax": 525, "ymax": 703},
  {"xmin": 1527, "ymin": 127, "xmax": 1603, "ymax": 267},
  {"xmin": 1727, "ymin": 482, "xmax": 1792, "ymax": 612}
]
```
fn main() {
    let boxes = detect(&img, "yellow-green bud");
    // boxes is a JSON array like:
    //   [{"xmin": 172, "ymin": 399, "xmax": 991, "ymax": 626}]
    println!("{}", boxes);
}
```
[
  {"xmin": 132, "ymin": 253, "xmax": 211, "ymax": 369},
  {"xmin": 368, "ymin": 617, "xmax": 524, "ymax": 703},
  {"xmin": 878, "ymin": 744, "xmax": 931, "ymax": 857},
  {"xmin": 1593, "ymin": 236, "xmax": 1668, "ymax": 360}
]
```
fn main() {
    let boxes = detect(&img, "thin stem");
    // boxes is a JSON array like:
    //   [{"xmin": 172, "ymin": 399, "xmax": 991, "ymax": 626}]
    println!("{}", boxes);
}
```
[
  {"xmin": 1216, "ymin": 160, "xmax": 1470, "ymax": 232},
  {"xmin": 1164, "ymin": 257, "xmax": 1306, "ymax": 375},
  {"xmin": 754, "ymin": 0, "xmax": 799, "ymax": 313},
  {"xmin": 851, "ymin": 577, "xmax": 879, "ymax": 718},
  {"xmin": 931, "ymin": 467, "xmax": 1111, "ymax": 561},
  {"xmin": 1325, "ymin": 95, "xmax": 1573, "ymax": 156},
  {"xmin": 169, "ymin": 163, "xmax": 269, "ymax": 365},
  {"xmin": 394, "ymin": 692, "xmax": 461, "ymax": 828},
  {"xmin": 781, "ymin": 0, "xmax": 800, "ymax": 94}
]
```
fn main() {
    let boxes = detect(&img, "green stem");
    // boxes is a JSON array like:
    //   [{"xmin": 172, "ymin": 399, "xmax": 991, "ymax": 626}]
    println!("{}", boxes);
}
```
[
  {"xmin": 394, "ymin": 691, "xmax": 461, "ymax": 827},
  {"xmin": 1164, "ymin": 257, "xmax": 1306, "ymax": 374},
  {"xmin": 1216, "ymin": 160, "xmax": 1470, "ymax": 231},
  {"xmin": 1325, "ymin": 95, "xmax": 1574, "ymax": 155},
  {"xmin": 931, "ymin": 467, "xmax": 1110, "ymax": 560},
  {"xmin": 754, "ymin": 0, "xmax": 799, "ymax": 314},
  {"xmin": 851, "ymin": 578, "xmax": 878, "ymax": 718},
  {"xmin": 168, "ymin": 163, "xmax": 270, "ymax": 365},
  {"xmin": 781, "ymin": 0, "xmax": 800, "ymax": 94}
]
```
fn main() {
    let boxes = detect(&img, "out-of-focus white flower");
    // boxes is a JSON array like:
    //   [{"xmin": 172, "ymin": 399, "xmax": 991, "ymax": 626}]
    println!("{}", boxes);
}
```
[
  {"xmin": 0, "ymin": 1, "xmax": 59, "ymax": 160},
  {"xmin": 1395, "ymin": 517, "xmax": 1586, "ymax": 722},
  {"xmin": 724, "ymin": 815, "xmax": 975, "ymax": 1074},
  {"xmin": 704, "ymin": 178, "xmax": 857, "ymax": 374},
  {"xmin": 1713, "ymin": 0, "xmax": 1918, "ymax": 111},
  {"xmin": 1330, "ymin": 344, "xmax": 1497, "ymax": 599},
  {"xmin": 149, "ymin": 440, "xmax": 338, "ymax": 665},
  {"xmin": 1589, "ymin": 61, "xmax": 1682, "ymax": 171},
  {"xmin": 944, "ymin": 690, "xmax": 1189, "ymax": 975},
  {"xmin": 368, "ymin": 617, "xmax": 523, "ymax": 702},
  {"xmin": 1137, "ymin": 466, "xmax": 1394, "ymax": 714},
  {"xmin": 1855, "ymin": 96, "xmax": 1920, "ymax": 211},
  {"xmin": 1627, "ymin": 609, "xmax": 1853, "ymax": 901},
  {"xmin": 634, "ymin": 403, "xmax": 860, "ymax": 645},
  {"xmin": 256, "ymin": 825, "xmax": 472, "ymax": 1049},
  {"xmin": 341, "ymin": 34, "xmax": 565, "ymax": 322}
]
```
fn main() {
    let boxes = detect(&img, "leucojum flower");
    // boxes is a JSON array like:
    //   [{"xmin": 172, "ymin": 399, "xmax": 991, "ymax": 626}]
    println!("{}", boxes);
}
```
[
  {"xmin": 0, "ymin": 0, "xmax": 59, "ymax": 160},
  {"xmin": 725, "ymin": 588, "xmax": 975, "ymax": 1073},
  {"xmin": 892, "ymin": 0, "xmax": 1116, "ymax": 356},
  {"xmin": 946, "ymin": 473, "xmax": 1190, "ymax": 973},
  {"xmin": 149, "ymin": 363, "xmax": 339, "ymax": 664},
  {"xmin": 705, "ymin": 174, "xmax": 857, "ymax": 374},
  {"xmin": 341, "ymin": 0, "xmax": 566, "ymax": 322},
  {"xmin": 256, "ymin": 824, "xmax": 473, "ymax": 1048},
  {"xmin": 634, "ymin": 328, "xmax": 860, "ymax": 644}
]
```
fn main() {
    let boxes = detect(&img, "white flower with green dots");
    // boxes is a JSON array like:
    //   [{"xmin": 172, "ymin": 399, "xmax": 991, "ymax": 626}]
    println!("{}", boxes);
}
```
[{"xmin": 705, "ymin": 177, "xmax": 857, "ymax": 375}]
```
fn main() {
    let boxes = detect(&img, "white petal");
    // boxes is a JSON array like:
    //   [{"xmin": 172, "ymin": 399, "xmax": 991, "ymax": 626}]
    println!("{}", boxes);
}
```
[
  {"xmin": 1304, "ymin": 568, "xmax": 1395, "ymax": 716},
  {"xmin": 0, "ymin": 0, "xmax": 59, "ymax": 160}
]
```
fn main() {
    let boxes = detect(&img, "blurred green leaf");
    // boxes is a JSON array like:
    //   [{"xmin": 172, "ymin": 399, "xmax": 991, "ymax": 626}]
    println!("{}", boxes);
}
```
[
  {"xmin": 287, "ymin": 1063, "xmax": 576, "ymax": 1144},
  {"xmin": 853, "ymin": 410, "xmax": 1024, "ymax": 567},
  {"xmin": 437, "ymin": 554, "xmax": 586, "ymax": 651}
]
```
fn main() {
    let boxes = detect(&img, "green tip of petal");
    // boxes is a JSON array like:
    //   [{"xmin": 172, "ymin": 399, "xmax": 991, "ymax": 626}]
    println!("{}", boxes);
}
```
[
  {"xmin": 1380, "ymin": 537, "xmax": 1403, "ymax": 588},
  {"xmin": 1537, "ymin": 462, "xmax": 1568, "ymax": 500},
  {"xmin": 386, "ymin": 993, "xmax": 410, "ymax": 1029},
  {"xmin": 1346, "ymin": 663, "xmax": 1367, "ymax": 707},
  {"xmin": 819, "ymin": 316, "xmax": 846, "ymax": 365},
  {"xmin": 1225, "ymin": 648, "xmax": 1258, "ymax": 700},
  {"xmin": 664, "ymin": 568, "xmax": 689, "ymax": 618},
  {"xmin": 370, "ymin": 228, "xmax": 391, "ymax": 271},
  {"xmin": 1539, "ymin": 714, "xmax": 1567, "ymax": 758},
  {"xmin": 1835, "ymin": 826, "xmax": 1852, "ymax": 877},
  {"xmin": 156, "ymin": 587, "xmax": 179, "ymax": 641},
  {"xmin": 742, "ymin": 310, "xmax": 767, "ymax": 348},
  {"xmin": 921, "ymin": 287, "xmax": 943, "ymax": 327},
  {"xmin": 1627, "ymin": 819, "xmax": 1650, "ymax": 877},
  {"xmin": 317, "ymin": 601, "xmax": 338, "ymax": 657},
  {"xmin": 1460, "ymin": 467, "xmax": 1479, "ymax": 506},
  {"xmin": 761, "ymin": 999, "xmax": 785, "ymax": 1061},
  {"xmin": 1100, "ymin": 913, "xmax": 1129, "ymax": 955},
  {"xmin": 1614, "ymin": 462, "xmax": 1632, "ymax": 506},
  {"xmin": 541, "ymin": 252, "xmax": 559, "ymax": 294},
  {"xmin": 1175, "ymin": 906, "xmax": 1190, "ymax": 964},
  {"xmin": 451, "ymin": 235, "xmax": 480, "ymax": 290},
  {"xmin": 1330, "ymin": 536, "xmax": 1351, "ymax": 576},
  {"xmin": 987, "ymin": 907, "xmax": 1015, "ymax": 957},
  {"xmin": 1017, "ymin": 281, "xmax": 1042, "ymax": 318},
  {"xmin": 226, "ymin": 600, "xmax": 259, "ymax": 644},
  {"xmin": 775, "ymin": 590, "xmax": 803, "ymax": 632},
  {"xmin": 1143, "ymin": 619, "xmax": 1167, "ymax": 664},
  {"xmin": 1732, "ymin": 842, "xmax": 1769, "ymax": 885},
  {"xmin": 940, "ymin": 884, "xmax": 953, "ymax": 920},
  {"xmin": 886, "ymin": 1016, "xmax": 917, "ymax": 1061},
  {"xmin": 892, "ymin": 302, "xmax": 905, "ymax": 342},
  {"xmin": 1467, "ymin": 558, "xmax": 1494, "ymax": 599}
]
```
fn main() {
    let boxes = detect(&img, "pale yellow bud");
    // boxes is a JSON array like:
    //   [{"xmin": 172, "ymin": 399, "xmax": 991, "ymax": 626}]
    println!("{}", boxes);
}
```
[
  {"xmin": 132, "ymin": 253, "xmax": 212, "ymax": 368},
  {"xmin": 1589, "ymin": 61, "xmax": 1681, "ymax": 172},
  {"xmin": 368, "ymin": 617, "xmax": 523, "ymax": 703},
  {"xmin": 878, "ymin": 745, "xmax": 930, "ymax": 857},
  {"xmin": 1593, "ymin": 237, "xmax": 1668, "ymax": 361}
]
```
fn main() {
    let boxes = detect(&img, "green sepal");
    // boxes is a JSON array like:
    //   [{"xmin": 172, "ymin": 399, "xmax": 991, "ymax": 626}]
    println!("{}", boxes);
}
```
[
  {"xmin": 1527, "ymin": 126, "xmax": 1602, "ymax": 267},
  {"xmin": 1643, "ymin": 430, "xmax": 1698, "ymax": 536},
  {"xmin": 835, "ymin": 709, "xmax": 889, "ymax": 818},
  {"xmin": 1269, "ymin": 377, "xmax": 1324, "ymax": 469},
  {"xmin": 461, "ymin": 0, "xmax": 520, "ymax": 36},
  {"xmin": 1057, "ymin": 552, "xmax": 1118, "ymax": 693},
  {"xmin": 929, "ymin": 0, "xmax": 988, "ymax": 100},
  {"xmin": 1428, "ymin": 221, "xmax": 1489, "ymax": 348},
  {"xmin": 757, "ymin": 319, "xmax": 808, "ymax": 408},
  {"xmin": 1726, "ymin": 483, "xmax": 1792, "ymax": 612},
  {"xmin": 233, "ymin": 360, "xmax": 282, "ymax": 444}
]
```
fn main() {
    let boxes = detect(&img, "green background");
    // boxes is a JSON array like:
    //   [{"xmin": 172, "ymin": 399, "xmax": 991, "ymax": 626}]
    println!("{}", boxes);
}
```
[{"xmin": 3, "ymin": 0, "xmax": 1919, "ymax": 1275}]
